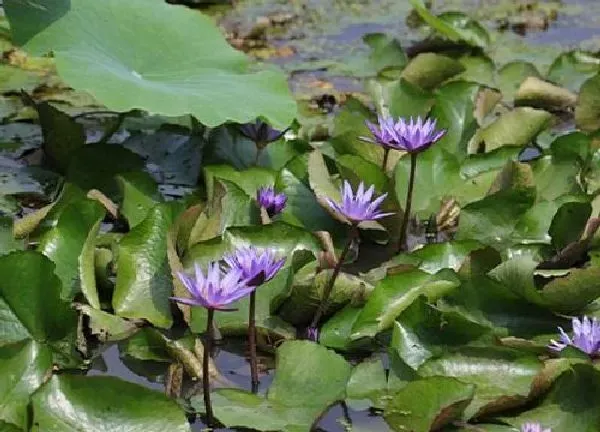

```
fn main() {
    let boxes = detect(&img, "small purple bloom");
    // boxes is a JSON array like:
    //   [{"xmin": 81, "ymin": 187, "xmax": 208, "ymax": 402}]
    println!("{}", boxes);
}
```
[
  {"xmin": 325, "ymin": 180, "xmax": 394, "ymax": 224},
  {"xmin": 224, "ymin": 246, "xmax": 286, "ymax": 287},
  {"xmin": 306, "ymin": 327, "xmax": 319, "ymax": 342},
  {"xmin": 172, "ymin": 262, "xmax": 253, "ymax": 310},
  {"xmin": 521, "ymin": 422, "xmax": 551, "ymax": 432},
  {"xmin": 395, "ymin": 116, "xmax": 445, "ymax": 153},
  {"xmin": 549, "ymin": 316, "xmax": 600, "ymax": 356},
  {"xmin": 239, "ymin": 119, "xmax": 287, "ymax": 148},
  {"xmin": 257, "ymin": 186, "xmax": 287, "ymax": 217},
  {"xmin": 361, "ymin": 115, "xmax": 402, "ymax": 149}
]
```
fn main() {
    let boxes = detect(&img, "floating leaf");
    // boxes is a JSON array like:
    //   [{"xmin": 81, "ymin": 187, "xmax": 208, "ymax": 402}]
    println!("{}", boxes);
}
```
[
  {"xmin": 541, "ymin": 266, "xmax": 600, "ymax": 314},
  {"xmin": 206, "ymin": 341, "xmax": 352, "ymax": 432},
  {"xmin": 117, "ymin": 171, "xmax": 163, "ymax": 229},
  {"xmin": 0, "ymin": 340, "xmax": 52, "ymax": 429},
  {"xmin": 469, "ymin": 107, "xmax": 553, "ymax": 153},
  {"xmin": 31, "ymin": 375, "xmax": 190, "ymax": 432},
  {"xmin": 363, "ymin": 33, "xmax": 407, "ymax": 73},
  {"xmin": 547, "ymin": 50, "xmax": 600, "ymax": 93},
  {"xmin": 515, "ymin": 77, "xmax": 577, "ymax": 111},
  {"xmin": 575, "ymin": 73, "xmax": 600, "ymax": 132},
  {"xmin": 496, "ymin": 61, "xmax": 541, "ymax": 101},
  {"xmin": 384, "ymin": 376, "xmax": 475, "ymax": 432},
  {"xmin": 5, "ymin": 0, "xmax": 296, "ymax": 128},
  {"xmin": 505, "ymin": 364, "xmax": 600, "ymax": 432},
  {"xmin": 37, "ymin": 197, "xmax": 105, "ymax": 300},
  {"xmin": 351, "ymin": 268, "xmax": 460, "ymax": 339},
  {"xmin": 401, "ymin": 53, "xmax": 465, "ymax": 90},
  {"xmin": 419, "ymin": 346, "xmax": 542, "ymax": 418},
  {"xmin": 113, "ymin": 203, "xmax": 177, "ymax": 328},
  {"xmin": 0, "ymin": 251, "xmax": 77, "ymax": 346}
]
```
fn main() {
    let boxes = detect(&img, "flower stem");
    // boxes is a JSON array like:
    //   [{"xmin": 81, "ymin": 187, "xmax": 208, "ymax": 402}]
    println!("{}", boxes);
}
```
[
  {"xmin": 248, "ymin": 291, "xmax": 259, "ymax": 393},
  {"xmin": 310, "ymin": 225, "xmax": 358, "ymax": 329},
  {"xmin": 382, "ymin": 147, "xmax": 390, "ymax": 172},
  {"xmin": 254, "ymin": 147, "xmax": 263, "ymax": 166},
  {"xmin": 398, "ymin": 153, "xmax": 418, "ymax": 253},
  {"xmin": 203, "ymin": 308, "xmax": 215, "ymax": 427}
]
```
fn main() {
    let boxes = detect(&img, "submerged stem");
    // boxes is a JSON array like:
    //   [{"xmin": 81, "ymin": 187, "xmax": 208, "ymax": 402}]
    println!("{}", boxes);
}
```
[
  {"xmin": 398, "ymin": 153, "xmax": 418, "ymax": 253},
  {"xmin": 203, "ymin": 308, "xmax": 215, "ymax": 427},
  {"xmin": 309, "ymin": 225, "xmax": 358, "ymax": 329},
  {"xmin": 248, "ymin": 291, "xmax": 259, "ymax": 393}
]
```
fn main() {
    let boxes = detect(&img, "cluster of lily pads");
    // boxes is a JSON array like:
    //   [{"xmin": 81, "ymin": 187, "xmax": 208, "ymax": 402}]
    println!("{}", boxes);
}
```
[{"xmin": 2, "ymin": 0, "xmax": 600, "ymax": 432}]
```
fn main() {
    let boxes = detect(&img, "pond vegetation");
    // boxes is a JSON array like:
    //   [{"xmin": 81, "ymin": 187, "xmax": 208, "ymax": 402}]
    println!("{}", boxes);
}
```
[{"xmin": 1, "ymin": 0, "xmax": 600, "ymax": 431}]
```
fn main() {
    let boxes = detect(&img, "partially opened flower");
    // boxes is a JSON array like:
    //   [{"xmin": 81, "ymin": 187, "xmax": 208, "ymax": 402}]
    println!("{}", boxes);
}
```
[
  {"xmin": 361, "ymin": 115, "xmax": 402, "ymax": 149},
  {"xmin": 521, "ymin": 422, "xmax": 551, "ymax": 432},
  {"xmin": 325, "ymin": 180, "xmax": 393, "ymax": 224},
  {"xmin": 224, "ymin": 246, "xmax": 286, "ymax": 287},
  {"xmin": 257, "ymin": 186, "xmax": 287, "ymax": 217},
  {"xmin": 172, "ymin": 262, "xmax": 253, "ymax": 310},
  {"xmin": 549, "ymin": 316, "xmax": 600, "ymax": 356},
  {"xmin": 395, "ymin": 116, "xmax": 445, "ymax": 153},
  {"xmin": 240, "ymin": 119, "xmax": 286, "ymax": 148}
]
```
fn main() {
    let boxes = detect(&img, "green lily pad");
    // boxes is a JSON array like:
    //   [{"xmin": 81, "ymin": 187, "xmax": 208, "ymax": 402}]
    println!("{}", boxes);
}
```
[
  {"xmin": 363, "ymin": 33, "xmax": 407, "ymax": 73},
  {"xmin": 279, "ymin": 261, "xmax": 374, "ymax": 327},
  {"xmin": 5, "ymin": 0, "xmax": 296, "ymax": 128},
  {"xmin": 575, "ymin": 73, "xmax": 600, "ymax": 132},
  {"xmin": 37, "ymin": 197, "xmax": 105, "ymax": 300},
  {"xmin": 384, "ymin": 376, "xmax": 475, "ymax": 432},
  {"xmin": 31, "ymin": 375, "xmax": 190, "ymax": 431},
  {"xmin": 419, "ymin": 346, "xmax": 542, "ymax": 419},
  {"xmin": 547, "ymin": 50, "xmax": 600, "ymax": 93},
  {"xmin": 430, "ymin": 80, "xmax": 480, "ymax": 157},
  {"xmin": 408, "ymin": 0, "xmax": 489, "ymax": 49},
  {"xmin": 401, "ymin": 53, "xmax": 465, "ymax": 90},
  {"xmin": 113, "ymin": 203, "xmax": 178, "ymax": 328},
  {"xmin": 496, "ymin": 61, "xmax": 541, "ymax": 101},
  {"xmin": 469, "ymin": 107, "xmax": 553, "ymax": 153},
  {"xmin": 390, "ymin": 240, "xmax": 485, "ymax": 274},
  {"xmin": 351, "ymin": 268, "xmax": 460, "ymax": 339},
  {"xmin": 0, "ymin": 340, "xmax": 52, "ymax": 430},
  {"xmin": 541, "ymin": 266, "xmax": 600, "ymax": 314},
  {"xmin": 117, "ymin": 171, "xmax": 163, "ymax": 229},
  {"xmin": 394, "ymin": 148, "xmax": 496, "ymax": 217},
  {"xmin": 387, "ymin": 78, "xmax": 435, "ymax": 119},
  {"xmin": 0, "ymin": 251, "xmax": 76, "ymax": 346},
  {"xmin": 391, "ymin": 297, "xmax": 491, "ymax": 370},
  {"xmin": 206, "ymin": 340, "xmax": 352, "ymax": 432},
  {"xmin": 504, "ymin": 364, "xmax": 600, "ymax": 432},
  {"xmin": 0, "ymin": 216, "xmax": 23, "ymax": 256}
]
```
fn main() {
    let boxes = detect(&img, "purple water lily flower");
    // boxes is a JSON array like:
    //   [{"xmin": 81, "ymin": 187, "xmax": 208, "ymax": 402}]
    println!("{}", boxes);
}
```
[
  {"xmin": 549, "ymin": 316, "xmax": 600, "ymax": 356},
  {"xmin": 361, "ymin": 115, "xmax": 445, "ymax": 154},
  {"xmin": 521, "ymin": 422, "xmax": 551, "ymax": 432},
  {"xmin": 239, "ymin": 119, "xmax": 287, "ymax": 148},
  {"xmin": 361, "ymin": 115, "xmax": 402, "ymax": 149},
  {"xmin": 395, "ymin": 116, "xmax": 446, "ymax": 153},
  {"xmin": 325, "ymin": 180, "xmax": 394, "ymax": 224},
  {"xmin": 172, "ymin": 262, "xmax": 253, "ymax": 310},
  {"xmin": 224, "ymin": 246, "xmax": 286, "ymax": 287},
  {"xmin": 257, "ymin": 186, "xmax": 287, "ymax": 217}
]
